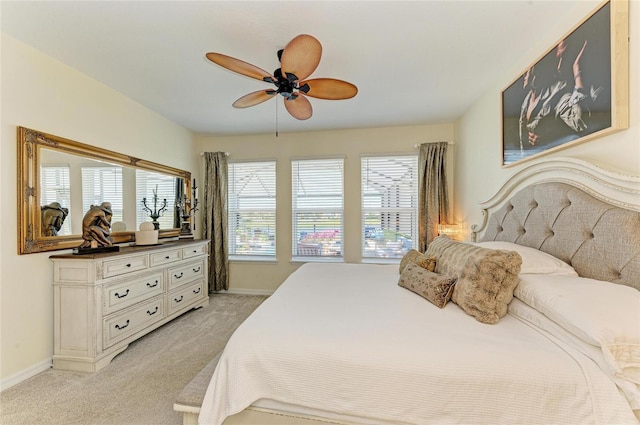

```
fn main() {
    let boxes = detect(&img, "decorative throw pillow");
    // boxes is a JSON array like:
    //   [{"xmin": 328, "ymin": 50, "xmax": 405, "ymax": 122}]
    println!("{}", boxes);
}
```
[
  {"xmin": 398, "ymin": 263, "xmax": 457, "ymax": 308},
  {"xmin": 399, "ymin": 249, "xmax": 437, "ymax": 273},
  {"xmin": 399, "ymin": 249, "xmax": 420, "ymax": 273},
  {"xmin": 426, "ymin": 236, "xmax": 522, "ymax": 324}
]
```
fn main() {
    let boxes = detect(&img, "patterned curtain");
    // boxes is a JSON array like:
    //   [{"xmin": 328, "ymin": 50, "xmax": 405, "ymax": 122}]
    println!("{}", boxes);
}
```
[
  {"xmin": 203, "ymin": 152, "xmax": 229, "ymax": 292},
  {"xmin": 418, "ymin": 142, "xmax": 450, "ymax": 252}
]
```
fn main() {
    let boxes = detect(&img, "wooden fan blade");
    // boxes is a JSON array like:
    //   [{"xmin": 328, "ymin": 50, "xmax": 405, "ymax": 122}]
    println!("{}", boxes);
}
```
[
  {"xmin": 206, "ymin": 52, "xmax": 274, "ymax": 82},
  {"xmin": 280, "ymin": 34, "xmax": 322, "ymax": 81},
  {"xmin": 232, "ymin": 90, "xmax": 276, "ymax": 108},
  {"xmin": 284, "ymin": 94, "xmax": 313, "ymax": 120},
  {"xmin": 300, "ymin": 78, "xmax": 358, "ymax": 100}
]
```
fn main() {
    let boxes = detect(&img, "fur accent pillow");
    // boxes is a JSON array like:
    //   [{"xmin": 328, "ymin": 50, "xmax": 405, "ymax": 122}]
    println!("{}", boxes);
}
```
[
  {"xmin": 399, "ymin": 249, "xmax": 437, "ymax": 273},
  {"xmin": 426, "ymin": 236, "xmax": 522, "ymax": 324},
  {"xmin": 398, "ymin": 263, "xmax": 457, "ymax": 308}
]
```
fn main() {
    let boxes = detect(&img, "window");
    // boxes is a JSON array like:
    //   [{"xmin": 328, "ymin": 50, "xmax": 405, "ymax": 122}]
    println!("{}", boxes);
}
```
[
  {"xmin": 135, "ymin": 170, "xmax": 176, "ymax": 230},
  {"xmin": 82, "ymin": 166, "xmax": 124, "ymax": 224},
  {"xmin": 292, "ymin": 158, "xmax": 344, "ymax": 259},
  {"xmin": 40, "ymin": 165, "xmax": 72, "ymax": 235},
  {"xmin": 228, "ymin": 161, "xmax": 276, "ymax": 257},
  {"xmin": 361, "ymin": 155, "xmax": 418, "ymax": 259}
]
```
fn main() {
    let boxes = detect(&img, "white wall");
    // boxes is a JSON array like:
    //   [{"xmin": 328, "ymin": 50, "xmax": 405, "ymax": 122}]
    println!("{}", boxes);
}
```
[
  {"xmin": 454, "ymin": 0, "xmax": 640, "ymax": 240},
  {"xmin": 0, "ymin": 34, "xmax": 198, "ymax": 385},
  {"xmin": 197, "ymin": 124, "xmax": 455, "ymax": 292}
]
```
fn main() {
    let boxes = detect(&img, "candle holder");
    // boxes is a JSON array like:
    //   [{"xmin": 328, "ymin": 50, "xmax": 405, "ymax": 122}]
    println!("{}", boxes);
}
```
[
  {"xmin": 177, "ymin": 180, "xmax": 199, "ymax": 239},
  {"xmin": 142, "ymin": 187, "xmax": 167, "ymax": 230}
]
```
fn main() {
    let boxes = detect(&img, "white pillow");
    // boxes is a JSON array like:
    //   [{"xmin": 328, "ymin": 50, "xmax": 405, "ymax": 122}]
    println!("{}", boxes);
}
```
[
  {"xmin": 515, "ymin": 274, "xmax": 640, "ymax": 386},
  {"xmin": 475, "ymin": 241, "xmax": 578, "ymax": 276}
]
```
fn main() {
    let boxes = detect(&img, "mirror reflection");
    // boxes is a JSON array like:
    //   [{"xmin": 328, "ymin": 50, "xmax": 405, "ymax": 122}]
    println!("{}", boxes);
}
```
[
  {"xmin": 39, "ymin": 149, "xmax": 180, "ymax": 236},
  {"xmin": 18, "ymin": 126, "xmax": 190, "ymax": 254}
]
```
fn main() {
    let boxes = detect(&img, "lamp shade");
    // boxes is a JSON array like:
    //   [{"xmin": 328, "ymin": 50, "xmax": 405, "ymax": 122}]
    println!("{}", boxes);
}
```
[{"xmin": 438, "ymin": 224, "xmax": 460, "ymax": 236}]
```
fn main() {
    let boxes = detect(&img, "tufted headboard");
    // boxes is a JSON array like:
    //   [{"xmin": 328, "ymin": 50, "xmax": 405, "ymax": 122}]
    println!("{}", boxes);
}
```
[{"xmin": 471, "ymin": 158, "xmax": 640, "ymax": 290}]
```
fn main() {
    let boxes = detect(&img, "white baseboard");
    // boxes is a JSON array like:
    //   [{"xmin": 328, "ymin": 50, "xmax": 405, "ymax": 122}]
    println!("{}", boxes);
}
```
[
  {"xmin": 214, "ymin": 288, "xmax": 274, "ymax": 296},
  {"xmin": 1, "ymin": 358, "xmax": 52, "ymax": 392}
]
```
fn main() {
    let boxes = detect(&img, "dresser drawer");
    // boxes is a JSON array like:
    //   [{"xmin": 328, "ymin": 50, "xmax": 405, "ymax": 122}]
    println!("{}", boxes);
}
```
[
  {"xmin": 149, "ymin": 248, "xmax": 181, "ymax": 267},
  {"xmin": 103, "ymin": 296, "xmax": 165, "ymax": 349},
  {"xmin": 182, "ymin": 243, "xmax": 207, "ymax": 259},
  {"xmin": 102, "ymin": 254, "xmax": 148, "ymax": 278},
  {"xmin": 168, "ymin": 259, "xmax": 205, "ymax": 289},
  {"xmin": 168, "ymin": 280, "xmax": 206, "ymax": 315},
  {"xmin": 102, "ymin": 272, "xmax": 164, "ymax": 315}
]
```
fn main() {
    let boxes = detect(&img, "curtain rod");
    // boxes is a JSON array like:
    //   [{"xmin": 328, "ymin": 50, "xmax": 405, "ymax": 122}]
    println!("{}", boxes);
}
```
[
  {"xmin": 199, "ymin": 143, "xmax": 453, "ymax": 155},
  {"xmin": 199, "ymin": 152, "xmax": 230, "ymax": 156},
  {"xmin": 413, "ymin": 141, "xmax": 455, "ymax": 148}
]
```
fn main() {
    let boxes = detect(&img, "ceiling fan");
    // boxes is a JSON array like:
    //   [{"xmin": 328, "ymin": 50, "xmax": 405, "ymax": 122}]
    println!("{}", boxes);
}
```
[{"xmin": 206, "ymin": 34, "xmax": 358, "ymax": 120}]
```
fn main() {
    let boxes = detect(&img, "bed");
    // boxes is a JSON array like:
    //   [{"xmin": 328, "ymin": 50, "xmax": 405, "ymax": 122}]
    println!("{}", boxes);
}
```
[{"xmin": 198, "ymin": 158, "xmax": 640, "ymax": 425}]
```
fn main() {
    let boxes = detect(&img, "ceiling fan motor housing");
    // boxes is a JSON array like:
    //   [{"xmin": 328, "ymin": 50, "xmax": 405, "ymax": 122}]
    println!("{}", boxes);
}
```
[{"xmin": 268, "ymin": 68, "xmax": 304, "ymax": 99}]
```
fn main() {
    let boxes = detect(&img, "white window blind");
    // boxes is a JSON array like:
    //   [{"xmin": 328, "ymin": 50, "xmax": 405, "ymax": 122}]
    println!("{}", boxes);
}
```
[
  {"xmin": 81, "ymin": 166, "xmax": 123, "ymax": 224},
  {"xmin": 228, "ymin": 161, "xmax": 276, "ymax": 257},
  {"xmin": 292, "ymin": 158, "xmax": 344, "ymax": 259},
  {"xmin": 136, "ymin": 170, "xmax": 176, "ymax": 230},
  {"xmin": 361, "ymin": 155, "xmax": 417, "ymax": 259},
  {"xmin": 40, "ymin": 165, "xmax": 72, "ymax": 235}
]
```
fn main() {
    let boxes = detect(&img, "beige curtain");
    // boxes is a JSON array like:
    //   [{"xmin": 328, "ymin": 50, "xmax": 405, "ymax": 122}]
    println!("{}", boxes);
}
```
[
  {"xmin": 203, "ymin": 152, "xmax": 229, "ymax": 292},
  {"xmin": 418, "ymin": 142, "xmax": 450, "ymax": 251}
]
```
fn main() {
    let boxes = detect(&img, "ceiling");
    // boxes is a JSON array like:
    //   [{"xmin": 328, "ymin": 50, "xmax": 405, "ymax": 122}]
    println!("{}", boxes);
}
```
[{"xmin": 1, "ymin": 1, "xmax": 599, "ymax": 136}]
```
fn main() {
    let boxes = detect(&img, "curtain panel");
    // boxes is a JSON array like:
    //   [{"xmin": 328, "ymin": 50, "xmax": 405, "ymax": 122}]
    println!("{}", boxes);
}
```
[
  {"xmin": 174, "ymin": 178, "xmax": 184, "ymax": 229},
  {"xmin": 418, "ymin": 142, "xmax": 450, "ymax": 251},
  {"xmin": 203, "ymin": 152, "xmax": 229, "ymax": 292}
]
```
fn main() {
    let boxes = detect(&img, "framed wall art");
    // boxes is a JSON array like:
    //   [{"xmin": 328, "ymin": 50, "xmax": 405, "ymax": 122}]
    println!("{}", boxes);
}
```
[{"xmin": 501, "ymin": 0, "xmax": 628, "ymax": 167}]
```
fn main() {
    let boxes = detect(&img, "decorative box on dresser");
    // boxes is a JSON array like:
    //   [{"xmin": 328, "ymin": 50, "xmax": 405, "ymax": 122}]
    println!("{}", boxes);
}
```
[{"xmin": 50, "ymin": 240, "xmax": 210, "ymax": 372}]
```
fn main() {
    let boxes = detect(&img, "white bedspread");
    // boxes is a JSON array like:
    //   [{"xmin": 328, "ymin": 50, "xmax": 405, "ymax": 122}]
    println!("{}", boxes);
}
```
[{"xmin": 199, "ymin": 263, "xmax": 638, "ymax": 425}]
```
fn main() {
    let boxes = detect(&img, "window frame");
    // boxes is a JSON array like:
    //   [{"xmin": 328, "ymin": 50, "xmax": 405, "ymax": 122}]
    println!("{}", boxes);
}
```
[
  {"xmin": 291, "ymin": 157, "xmax": 345, "ymax": 262},
  {"xmin": 227, "ymin": 160, "xmax": 277, "ymax": 261},
  {"xmin": 40, "ymin": 164, "xmax": 72, "ymax": 236},
  {"xmin": 135, "ymin": 169, "xmax": 177, "ymax": 231},
  {"xmin": 360, "ymin": 154, "xmax": 418, "ymax": 262},
  {"xmin": 81, "ymin": 165, "xmax": 124, "ymax": 225}
]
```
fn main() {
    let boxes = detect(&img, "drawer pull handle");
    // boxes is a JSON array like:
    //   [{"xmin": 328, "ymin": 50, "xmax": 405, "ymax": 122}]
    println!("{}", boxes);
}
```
[
  {"xmin": 147, "ymin": 306, "xmax": 159, "ymax": 316},
  {"xmin": 147, "ymin": 280, "xmax": 158, "ymax": 288},
  {"xmin": 193, "ymin": 288, "xmax": 201, "ymax": 294},
  {"xmin": 114, "ymin": 289, "xmax": 130, "ymax": 299},
  {"xmin": 126, "ymin": 263, "xmax": 131, "ymax": 268},
  {"xmin": 174, "ymin": 295, "xmax": 184, "ymax": 303},
  {"xmin": 115, "ymin": 320, "xmax": 130, "ymax": 330},
  {"xmin": 165, "ymin": 256, "xmax": 170, "ymax": 259},
  {"xmin": 193, "ymin": 250, "xmax": 198, "ymax": 253},
  {"xmin": 193, "ymin": 266, "xmax": 201, "ymax": 273},
  {"xmin": 174, "ymin": 272, "xmax": 184, "ymax": 279}
]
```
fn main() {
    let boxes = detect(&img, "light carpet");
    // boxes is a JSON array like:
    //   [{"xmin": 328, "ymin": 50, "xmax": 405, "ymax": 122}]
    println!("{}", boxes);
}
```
[{"xmin": 0, "ymin": 294, "xmax": 266, "ymax": 425}]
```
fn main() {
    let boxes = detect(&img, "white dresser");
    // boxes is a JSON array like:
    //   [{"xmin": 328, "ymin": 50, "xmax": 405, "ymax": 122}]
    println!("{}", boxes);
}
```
[{"xmin": 50, "ymin": 240, "xmax": 210, "ymax": 372}]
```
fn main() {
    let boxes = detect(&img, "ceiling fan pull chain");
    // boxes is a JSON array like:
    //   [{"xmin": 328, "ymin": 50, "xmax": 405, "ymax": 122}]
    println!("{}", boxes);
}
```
[{"xmin": 275, "ymin": 97, "xmax": 279, "ymax": 138}]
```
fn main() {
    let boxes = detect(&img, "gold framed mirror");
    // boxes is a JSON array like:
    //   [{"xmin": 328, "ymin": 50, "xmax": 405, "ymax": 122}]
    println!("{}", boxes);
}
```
[{"xmin": 18, "ymin": 126, "xmax": 191, "ymax": 254}]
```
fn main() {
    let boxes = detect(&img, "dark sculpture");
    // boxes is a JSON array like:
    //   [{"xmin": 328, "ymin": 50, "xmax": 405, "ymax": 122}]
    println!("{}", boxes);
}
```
[
  {"xmin": 41, "ymin": 202, "xmax": 69, "ymax": 236},
  {"xmin": 79, "ymin": 202, "xmax": 114, "ymax": 248}
]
